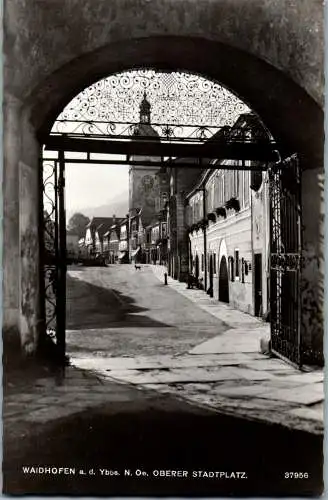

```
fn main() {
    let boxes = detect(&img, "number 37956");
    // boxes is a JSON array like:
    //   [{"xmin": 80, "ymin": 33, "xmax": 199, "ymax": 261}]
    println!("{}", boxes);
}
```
[{"xmin": 284, "ymin": 472, "xmax": 309, "ymax": 479}]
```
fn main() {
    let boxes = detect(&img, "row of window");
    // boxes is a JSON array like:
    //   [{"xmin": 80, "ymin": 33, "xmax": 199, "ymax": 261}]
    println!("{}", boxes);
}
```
[
  {"xmin": 228, "ymin": 252, "xmax": 251, "ymax": 284},
  {"xmin": 208, "ymin": 167, "xmax": 251, "ymax": 212},
  {"xmin": 188, "ymin": 169, "xmax": 253, "ymax": 225},
  {"xmin": 194, "ymin": 250, "xmax": 250, "ymax": 284}
]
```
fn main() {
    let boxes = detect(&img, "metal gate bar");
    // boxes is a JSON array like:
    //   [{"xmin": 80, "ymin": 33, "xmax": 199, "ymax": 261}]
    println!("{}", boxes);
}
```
[
  {"xmin": 269, "ymin": 154, "xmax": 302, "ymax": 368},
  {"xmin": 41, "ymin": 155, "xmax": 67, "ymax": 365}
]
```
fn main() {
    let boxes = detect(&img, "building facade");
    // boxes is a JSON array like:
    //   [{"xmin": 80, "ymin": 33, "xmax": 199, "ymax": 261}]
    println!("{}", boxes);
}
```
[
  {"xmin": 175, "ymin": 114, "xmax": 271, "ymax": 318},
  {"xmin": 84, "ymin": 217, "xmax": 115, "ymax": 256}
]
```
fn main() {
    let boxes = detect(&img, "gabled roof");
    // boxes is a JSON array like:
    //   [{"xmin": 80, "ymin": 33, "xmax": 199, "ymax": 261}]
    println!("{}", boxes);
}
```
[
  {"xmin": 87, "ymin": 216, "xmax": 125, "ymax": 238},
  {"xmin": 86, "ymin": 217, "xmax": 114, "ymax": 229},
  {"xmin": 96, "ymin": 222, "xmax": 115, "ymax": 238},
  {"xmin": 103, "ymin": 224, "xmax": 121, "ymax": 238}
]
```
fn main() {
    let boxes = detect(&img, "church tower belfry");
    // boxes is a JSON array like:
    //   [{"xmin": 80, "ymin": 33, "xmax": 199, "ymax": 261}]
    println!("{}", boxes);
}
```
[{"xmin": 128, "ymin": 93, "xmax": 161, "ymax": 225}]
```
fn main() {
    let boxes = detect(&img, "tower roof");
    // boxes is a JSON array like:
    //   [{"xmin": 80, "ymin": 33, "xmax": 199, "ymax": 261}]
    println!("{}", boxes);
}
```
[
  {"xmin": 132, "ymin": 92, "xmax": 160, "ymax": 139},
  {"xmin": 140, "ymin": 91, "xmax": 151, "ymax": 115}
]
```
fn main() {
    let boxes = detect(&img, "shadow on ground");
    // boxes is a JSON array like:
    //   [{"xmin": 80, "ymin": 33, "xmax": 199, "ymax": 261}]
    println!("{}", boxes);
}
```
[
  {"xmin": 3, "ymin": 400, "xmax": 323, "ymax": 497},
  {"xmin": 66, "ymin": 276, "xmax": 173, "ymax": 330}
]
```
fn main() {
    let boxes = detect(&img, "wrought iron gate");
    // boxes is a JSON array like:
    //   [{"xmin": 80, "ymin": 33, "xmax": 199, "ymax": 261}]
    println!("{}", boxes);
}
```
[
  {"xmin": 39, "ymin": 70, "xmax": 281, "ymax": 365},
  {"xmin": 41, "ymin": 152, "xmax": 67, "ymax": 363},
  {"xmin": 269, "ymin": 154, "xmax": 302, "ymax": 367}
]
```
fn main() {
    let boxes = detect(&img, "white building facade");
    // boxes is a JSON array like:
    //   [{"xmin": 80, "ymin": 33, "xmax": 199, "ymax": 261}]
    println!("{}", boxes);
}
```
[{"xmin": 187, "ymin": 158, "xmax": 270, "ymax": 318}]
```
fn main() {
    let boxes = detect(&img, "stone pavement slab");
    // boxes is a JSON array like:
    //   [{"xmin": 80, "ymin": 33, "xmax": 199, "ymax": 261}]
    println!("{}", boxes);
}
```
[
  {"xmin": 257, "ymin": 384, "xmax": 324, "ymax": 405},
  {"xmin": 136, "ymin": 383, "xmax": 323, "ymax": 433},
  {"xmin": 241, "ymin": 359, "xmax": 297, "ymax": 371},
  {"xmin": 101, "ymin": 364, "xmax": 278, "ymax": 385},
  {"xmin": 72, "ymin": 353, "xmax": 253, "ymax": 372},
  {"xmin": 288, "ymin": 407, "xmax": 324, "ymax": 422},
  {"xmin": 210, "ymin": 384, "xmax": 269, "ymax": 398},
  {"xmin": 276, "ymin": 372, "xmax": 324, "ymax": 384},
  {"xmin": 189, "ymin": 328, "xmax": 266, "ymax": 354},
  {"xmin": 102, "ymin": 367, "xmax": 246, "ymax": 384},
  {"xmin": 4, "ymin": 365, "xmax": 155, "ymax": 432}
]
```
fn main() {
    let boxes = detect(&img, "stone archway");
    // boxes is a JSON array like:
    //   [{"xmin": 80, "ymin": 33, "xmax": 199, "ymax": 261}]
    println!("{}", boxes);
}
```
[
  {"xmin": 3, "ymin": 1, "xmax": 324, "ymax": 355},
  {"xmin": 26, "ymin": 36, "xmax": 323, "ymax": 166}
]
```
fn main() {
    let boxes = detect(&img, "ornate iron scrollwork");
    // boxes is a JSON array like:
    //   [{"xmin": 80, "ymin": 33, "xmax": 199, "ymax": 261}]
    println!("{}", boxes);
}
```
[
  {"xmin": 55, "ymin": 70, "xmax": 250, "ymax": 128},
  {"xmin": 42, "ymin": 160, "xmax": 59, "ymax": 339}
]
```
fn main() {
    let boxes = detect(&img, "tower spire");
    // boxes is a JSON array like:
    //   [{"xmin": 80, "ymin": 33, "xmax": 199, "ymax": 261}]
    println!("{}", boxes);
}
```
[{"xmin": 139, "ymin": 91, "xmax": 151, "ymax": 124}]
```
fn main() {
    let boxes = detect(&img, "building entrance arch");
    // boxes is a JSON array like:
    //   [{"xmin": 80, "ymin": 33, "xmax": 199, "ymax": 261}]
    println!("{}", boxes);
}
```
[
  {"xmin": 4, "ymin": 21, "xmax": 323, "ymax": 368},
  {"xmin": 35, "ymin": 59, "xmax": 323, "ymax": 370}
]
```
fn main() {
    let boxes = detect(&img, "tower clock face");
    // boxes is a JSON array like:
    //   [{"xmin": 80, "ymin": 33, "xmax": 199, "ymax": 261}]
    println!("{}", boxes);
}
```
[{"xmin": 142, "ymin": 175, "xmax": 154, "ymax": 191}]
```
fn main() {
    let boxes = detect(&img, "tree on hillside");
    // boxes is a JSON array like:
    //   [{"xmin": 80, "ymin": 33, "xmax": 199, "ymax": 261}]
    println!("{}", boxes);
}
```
[{"xmin": 67, "ymin": 213, "xmax": 90, "ymax": 238}]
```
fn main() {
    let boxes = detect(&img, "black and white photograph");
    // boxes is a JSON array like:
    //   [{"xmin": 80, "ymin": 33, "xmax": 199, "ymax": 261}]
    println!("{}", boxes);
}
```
[{"xmin": 2, "ymin": 0, "xmax": 325, "ymax": 496}]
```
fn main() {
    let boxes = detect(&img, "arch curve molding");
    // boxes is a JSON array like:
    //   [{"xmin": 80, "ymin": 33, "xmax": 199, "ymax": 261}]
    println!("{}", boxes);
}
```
[{"xmin": 20, "ymin": 33, "xmax": 322, "ymax": 166}]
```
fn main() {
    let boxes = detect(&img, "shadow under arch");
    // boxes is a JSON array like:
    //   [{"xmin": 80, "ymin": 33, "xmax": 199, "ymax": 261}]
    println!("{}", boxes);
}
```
[{"xmin": 25, "ymin": 36, "xmax": 323, "ymax": 167}]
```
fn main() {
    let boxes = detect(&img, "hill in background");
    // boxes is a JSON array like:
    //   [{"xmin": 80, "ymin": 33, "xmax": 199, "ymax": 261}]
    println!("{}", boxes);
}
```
[{"xmin": 68, "ymin": 190, "xmax": 128, "ymax": 220}]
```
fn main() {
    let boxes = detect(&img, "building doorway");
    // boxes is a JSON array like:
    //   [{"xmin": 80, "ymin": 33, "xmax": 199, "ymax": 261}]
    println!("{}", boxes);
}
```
[
  {"xmin": 208, "ymin": 254, "xmax": 214, "ymax": 298},
  {"xmin": 218, "ymin": 256, "xmax": 229, "ymax": 303},
  {"xmin": 254, "ymin": 253, "xmax": 262, "ymax": 317}
]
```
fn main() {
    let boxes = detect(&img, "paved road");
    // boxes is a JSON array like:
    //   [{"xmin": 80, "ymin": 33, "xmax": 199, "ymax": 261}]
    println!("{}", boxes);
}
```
[
  {"xmin": 3, "ymin": 264, "xmax": 323, "ymax": 496},
  {"xmin": 66, "ymin": 264, "xmax": 228, "ymax": 357}
]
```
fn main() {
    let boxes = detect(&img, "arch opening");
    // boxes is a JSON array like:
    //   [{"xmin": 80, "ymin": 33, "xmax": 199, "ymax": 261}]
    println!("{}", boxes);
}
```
[{"xmin": 8, "ymin": 35, "xmax": 322, "ymax": 370}]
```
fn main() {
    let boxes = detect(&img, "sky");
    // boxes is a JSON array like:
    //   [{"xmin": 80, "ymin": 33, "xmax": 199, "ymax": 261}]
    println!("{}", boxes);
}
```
[
  {"xmin": 65, "ymin": 160, "xmax": 129, "ymax": 214},
  {"xmin": 43, "ymin": 151, "xmax": 129, "ymax": 215}
]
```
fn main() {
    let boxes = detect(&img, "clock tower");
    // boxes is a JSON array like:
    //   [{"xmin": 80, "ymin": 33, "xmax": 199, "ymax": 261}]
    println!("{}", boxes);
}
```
[{"xmin": 128, "ymin": 93, "xmax": 161, "ymax": 225}]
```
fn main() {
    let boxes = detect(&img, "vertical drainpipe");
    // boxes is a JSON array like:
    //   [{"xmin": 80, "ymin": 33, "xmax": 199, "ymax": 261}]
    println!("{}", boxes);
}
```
[
  {"xmin": 126, "ymin": 213, "xmax": 130, "ymax": 262},
  {"xmin": 175, "ymin": 166, "xmax": 178, "ymax": 279},
  {"xmin": 250, "ymin": 164, "xmax": 255, "ymax": 316},
  {"xmin": 202, "ymin": 182, "xmax": 207, "ymax": 291}
]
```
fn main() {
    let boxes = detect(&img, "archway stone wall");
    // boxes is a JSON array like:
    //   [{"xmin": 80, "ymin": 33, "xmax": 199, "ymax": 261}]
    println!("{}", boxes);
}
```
[
  {"xmin": 3, "ymin": 0, "xmax": 324, "ymax": 355},
  {"xmin": 5, "ymin": 0, "xmax": 323, "ymax": 106}
]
